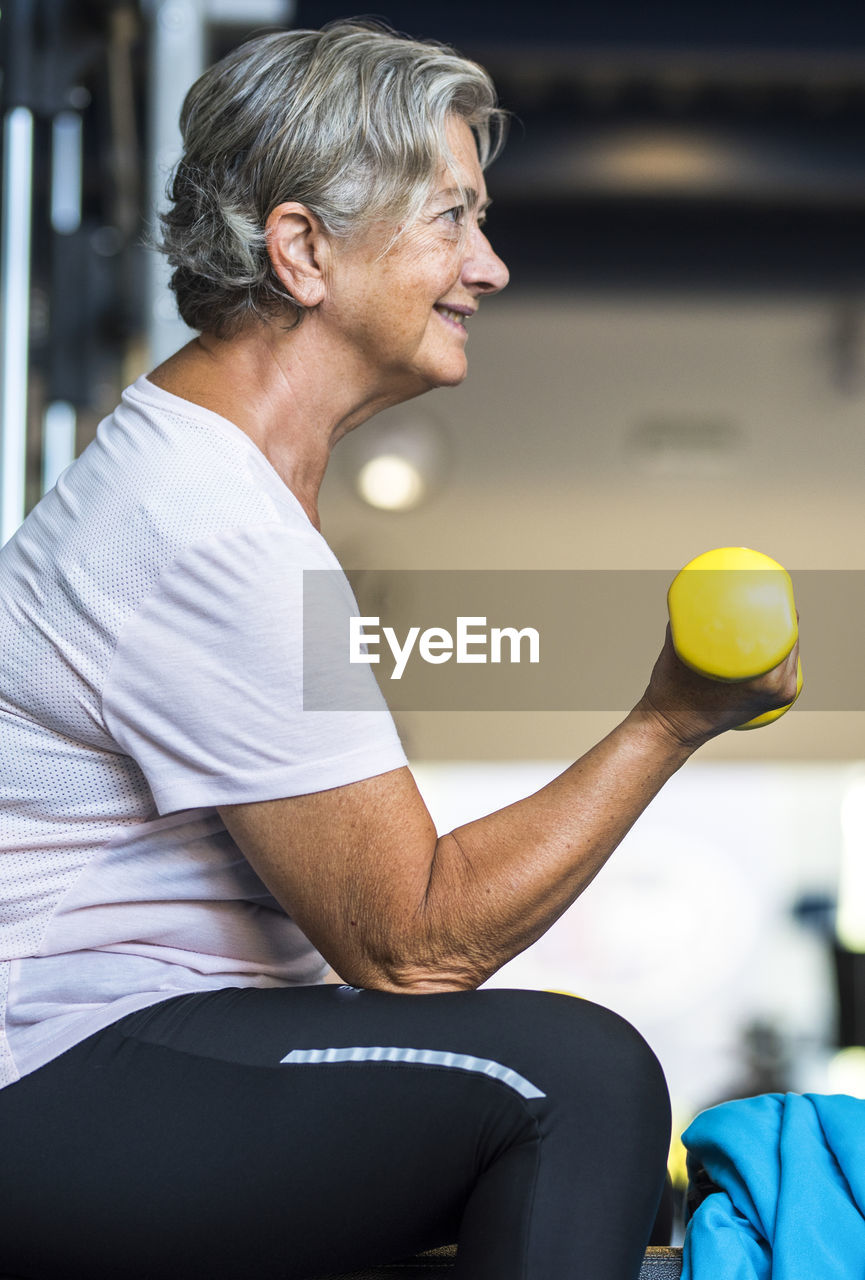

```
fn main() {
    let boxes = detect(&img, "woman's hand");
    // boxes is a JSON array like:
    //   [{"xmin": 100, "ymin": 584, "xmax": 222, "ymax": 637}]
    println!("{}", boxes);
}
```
[{"xmin": 637, "ymin": 624, "xmax": 801, "ymax": 751}]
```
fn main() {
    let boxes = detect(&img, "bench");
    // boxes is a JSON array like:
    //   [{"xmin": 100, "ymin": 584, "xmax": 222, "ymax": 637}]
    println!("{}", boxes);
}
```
[
  {"xmin": 0, "ymin": 1246, "xmax": 683, "ymax": 1278},
  {"xmin": 330, "ymin": 1244, "xmax": 684, "ymax": 1277}
]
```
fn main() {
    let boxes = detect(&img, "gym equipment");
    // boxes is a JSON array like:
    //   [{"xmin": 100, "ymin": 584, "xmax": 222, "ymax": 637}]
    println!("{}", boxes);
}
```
[{"xmin": 667, "ymin": 547, "xmax": 802, "ymax": 731}]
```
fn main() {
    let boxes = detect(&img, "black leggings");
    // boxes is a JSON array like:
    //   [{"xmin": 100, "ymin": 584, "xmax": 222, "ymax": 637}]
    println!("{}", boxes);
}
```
[{"xmin": 0, "ymin": 985, "xmax": 671, "ymax": 1280}]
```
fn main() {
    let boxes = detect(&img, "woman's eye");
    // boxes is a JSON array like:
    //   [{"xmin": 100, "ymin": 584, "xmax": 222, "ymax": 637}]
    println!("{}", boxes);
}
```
[{"xmin": 439, "ymin": 205, "xmax": 465, "ymax": 225}]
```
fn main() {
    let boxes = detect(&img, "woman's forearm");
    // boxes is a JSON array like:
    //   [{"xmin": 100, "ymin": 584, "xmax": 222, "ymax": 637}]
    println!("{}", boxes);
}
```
[{"xmin": 375, "ymin": 701, "xmax": 694, "ymax": 991}]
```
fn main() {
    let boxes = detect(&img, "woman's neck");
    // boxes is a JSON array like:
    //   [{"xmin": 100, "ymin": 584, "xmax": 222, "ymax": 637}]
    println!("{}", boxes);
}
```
[{"xmin": 147, "ymin": 321, "xmax": 402, "ymax": 529}]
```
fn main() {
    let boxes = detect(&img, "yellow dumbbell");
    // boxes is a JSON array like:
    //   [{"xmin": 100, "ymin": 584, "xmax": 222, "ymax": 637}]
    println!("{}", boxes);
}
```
[{"xmin": 667, "ymin": 546, "xmax": 803, "ymax": 730}]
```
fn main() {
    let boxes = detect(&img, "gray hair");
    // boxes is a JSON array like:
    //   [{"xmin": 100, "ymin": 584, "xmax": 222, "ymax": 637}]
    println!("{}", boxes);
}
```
[{"xmin": 158, "ymin": 19, "xmax": 506, "ymax": 338}]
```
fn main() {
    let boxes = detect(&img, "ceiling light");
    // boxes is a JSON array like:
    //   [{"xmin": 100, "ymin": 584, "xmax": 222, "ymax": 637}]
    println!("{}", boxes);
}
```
[
  {"xmin": 593, "ymin": 129, "xmax": 732, "ymax": 190},
  {"xmin": 629, "ymin": 417, "xmax": 742, "ymax": 476},
  {"xmin": 345, "ymin": 410, "xmax": 448, "ymax": 514},
  {"xmin": 357, "ymin": 455, "xmax": 426, "ymax": 512}
]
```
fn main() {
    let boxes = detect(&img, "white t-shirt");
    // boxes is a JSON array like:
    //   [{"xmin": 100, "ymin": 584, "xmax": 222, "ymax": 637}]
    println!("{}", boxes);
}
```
[{"xmin": 0, "ymin": 376, "xmax": 407, "ymax": 1088}]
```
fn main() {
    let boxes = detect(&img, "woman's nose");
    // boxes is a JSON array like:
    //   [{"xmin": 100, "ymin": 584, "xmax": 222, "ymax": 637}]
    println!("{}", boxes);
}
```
[{"xmin": 464, "ymin": 227, "xmax": 509, "ymax": 295}]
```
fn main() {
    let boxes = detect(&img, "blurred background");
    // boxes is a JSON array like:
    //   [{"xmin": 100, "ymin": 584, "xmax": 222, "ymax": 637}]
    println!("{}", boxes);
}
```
[{"xmin": 5, "ymin": 0, "xmax": 865, "ymax": 1224}]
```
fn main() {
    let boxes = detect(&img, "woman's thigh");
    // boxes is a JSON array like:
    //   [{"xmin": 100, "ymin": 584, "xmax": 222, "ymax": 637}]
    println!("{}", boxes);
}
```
[{"xmin": 0, "ymin": 985, "xmax": 670, "ymax": 1280}]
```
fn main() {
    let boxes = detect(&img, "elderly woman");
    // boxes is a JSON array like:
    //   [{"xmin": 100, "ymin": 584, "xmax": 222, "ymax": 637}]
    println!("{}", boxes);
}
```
[{"xmin": 0, "ymin": 19, "xmax": 797, "ymax": 1280}]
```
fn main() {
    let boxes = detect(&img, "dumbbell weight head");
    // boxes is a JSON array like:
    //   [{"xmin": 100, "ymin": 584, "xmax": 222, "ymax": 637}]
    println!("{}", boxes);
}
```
[{"xmin": 667, "ymin": 546, "xmax": 802, "ymax": 730}]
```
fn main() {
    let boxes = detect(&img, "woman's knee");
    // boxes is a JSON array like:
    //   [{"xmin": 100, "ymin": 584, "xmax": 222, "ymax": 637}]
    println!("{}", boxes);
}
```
[{"xmin": 477, "ymin": 989, "xmax": 670, "ymax": 1123}]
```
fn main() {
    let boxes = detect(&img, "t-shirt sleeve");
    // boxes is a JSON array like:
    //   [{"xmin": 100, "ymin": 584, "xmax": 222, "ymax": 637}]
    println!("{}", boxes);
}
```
[{"xmin": 101, "ymin": 523, "xmax": 407, "ymax": 814}]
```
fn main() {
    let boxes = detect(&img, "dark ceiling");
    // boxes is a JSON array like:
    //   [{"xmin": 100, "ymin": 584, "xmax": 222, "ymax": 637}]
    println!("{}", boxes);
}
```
[
  {"xmin": 5, "ymin": 0, "xmax": 865, "ymax": 438},
  {"xmin": 293, "ymin": 3, "xmax": 865, "ymax": 51},
  {"xmin": 292, "ymin": 2, "xmax": 865, "ymax": 292}
]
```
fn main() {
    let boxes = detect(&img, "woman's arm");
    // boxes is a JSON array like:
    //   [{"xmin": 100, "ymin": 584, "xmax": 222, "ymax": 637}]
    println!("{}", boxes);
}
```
[{"xmin": 218, "ymin": 630, "xmax": 799, "ymax": 993}]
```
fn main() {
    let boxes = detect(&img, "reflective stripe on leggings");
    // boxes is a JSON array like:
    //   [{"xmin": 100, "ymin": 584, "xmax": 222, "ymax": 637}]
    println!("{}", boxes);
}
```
[{"xmin": 279, "ymin": 1045, "xmax": 546, "ymax": 1100}]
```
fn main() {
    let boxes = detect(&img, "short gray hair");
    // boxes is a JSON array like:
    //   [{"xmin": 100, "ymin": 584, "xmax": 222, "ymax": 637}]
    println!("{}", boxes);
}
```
[{"xmin": 158, "ymin": 19, "xmax": 506, "ymax": 338}]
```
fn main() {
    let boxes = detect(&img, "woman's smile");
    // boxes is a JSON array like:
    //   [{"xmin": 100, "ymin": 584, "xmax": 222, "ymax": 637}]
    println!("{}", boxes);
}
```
[{"xmin": 434, "ymin": 303, "xmax": 474, "ymax": 333}]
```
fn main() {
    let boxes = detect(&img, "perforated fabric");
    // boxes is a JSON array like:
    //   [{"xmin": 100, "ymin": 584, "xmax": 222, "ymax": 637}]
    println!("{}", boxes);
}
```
[{"xmin": 0, "ymin": 376, "xmax": 406, "ymax": 1087}]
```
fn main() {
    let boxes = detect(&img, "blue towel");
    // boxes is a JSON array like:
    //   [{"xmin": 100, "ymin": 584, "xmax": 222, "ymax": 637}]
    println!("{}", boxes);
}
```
[{"xmin": 682, "ymin": 1093, "xmax": 865, "ymax": 1280}]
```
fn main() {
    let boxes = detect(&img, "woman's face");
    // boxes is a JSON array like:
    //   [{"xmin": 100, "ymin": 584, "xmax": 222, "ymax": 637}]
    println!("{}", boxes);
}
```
[{"xmin": 324, "ymin": 117, "xmax": 509, "ymax": 399}]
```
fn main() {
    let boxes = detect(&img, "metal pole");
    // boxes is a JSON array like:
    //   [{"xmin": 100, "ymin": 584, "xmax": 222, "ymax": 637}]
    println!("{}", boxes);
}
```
[
  {"xmin": 42, "ymin": 400, "xmax": 76, "ymax": 493},
  {"xmin": 40, "ymin": 108, "xmax": 85, "ymax": 495},
  {"xmin": 146, "ymin": 0, "xmax": 206, "ymax": 367},
  {"xmin": 144, "ymin": 0, "xmax": 296, "ymax": 366},
  {"xmin": 0, "ymin": 105, "xmax": 34, "ymax": 544},
  {"xmin": 0, "ymin": 0, "xmax": 38, "ymax": 544}
]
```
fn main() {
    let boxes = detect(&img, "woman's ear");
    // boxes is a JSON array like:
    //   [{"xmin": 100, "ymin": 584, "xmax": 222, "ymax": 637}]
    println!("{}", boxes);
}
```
[{"xmin": 265, "ymin": 203, "xmax": 329, "ymax": 308}]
